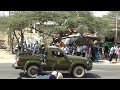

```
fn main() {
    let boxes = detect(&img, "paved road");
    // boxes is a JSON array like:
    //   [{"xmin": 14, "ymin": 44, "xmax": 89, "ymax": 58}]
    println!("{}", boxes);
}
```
[
  {"xmin": 90, "ymin": 64, "xmax": 120, "ymax": 79},
  {"xmin": 0, "ymin": 63, "xmax": 120, "ymax": 79}
]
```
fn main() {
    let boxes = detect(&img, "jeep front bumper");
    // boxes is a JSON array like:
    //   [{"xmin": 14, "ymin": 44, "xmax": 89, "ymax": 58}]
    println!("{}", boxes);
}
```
[{"xmin": 12, "ymin": 63, "xmax": 24, "ymax": 69}]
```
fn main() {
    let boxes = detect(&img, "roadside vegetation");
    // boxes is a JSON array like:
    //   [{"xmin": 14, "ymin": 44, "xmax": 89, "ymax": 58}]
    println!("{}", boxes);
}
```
[{"xmin": 0, "ymin": 11, "xmax": 117, "ymax": 53}]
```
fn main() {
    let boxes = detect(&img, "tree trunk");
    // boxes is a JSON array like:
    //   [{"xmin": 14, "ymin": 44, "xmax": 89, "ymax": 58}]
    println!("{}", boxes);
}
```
[
  {"xmin": 8, "ymin": 30, "xmax": 11, "ymax": 50},
  {"xmin": 20, "ymin": 30, "xmax": 24, "ymax": 52},
  {"xmin": 13, "ymin": 30, "xmax": 19, "ymax": 42},
  {"xmin": 9, "ymin": 31, "xmax": 12, "ymax": 50},
  {"xmin": 8, "ymin": 28, "xmax": 15, "ymax": 53},
  {"xmin": 10, "ymin": 32, "xmax": 15, "ymax": 54},
  {"xmin": 11, "ymin": 37, "xmax": 14, "ymax": 54}
]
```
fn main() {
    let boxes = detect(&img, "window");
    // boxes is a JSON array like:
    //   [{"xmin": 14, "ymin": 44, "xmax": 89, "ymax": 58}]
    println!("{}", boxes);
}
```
[{"xmin": 52, "ymin": 51, "xmax": 64, "ymax": 57}]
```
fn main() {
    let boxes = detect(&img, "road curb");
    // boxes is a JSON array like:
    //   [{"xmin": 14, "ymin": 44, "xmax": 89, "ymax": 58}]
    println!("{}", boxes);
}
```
[
  {"xmin": 93, "ymin": 60, "xmax": 120, "ymax": 65},
  {"xmin": 93, "ymin": 63, "xmax": 120, "ymax": 65}
]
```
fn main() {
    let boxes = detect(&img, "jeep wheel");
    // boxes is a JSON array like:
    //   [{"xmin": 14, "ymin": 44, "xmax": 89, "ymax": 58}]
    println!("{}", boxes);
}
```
[
  {"xmin": 27, "ymin": 65, "xmax": 38, "ymax": 78},
  {"xmin": 72, "ymin": 65, "xmax": 85, "ymax": 78}
]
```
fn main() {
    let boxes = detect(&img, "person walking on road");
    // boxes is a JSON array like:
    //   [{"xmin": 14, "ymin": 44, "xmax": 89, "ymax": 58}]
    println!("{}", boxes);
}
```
[
  {"xmin": 93, "ymin": 40, "xmax": 100, "ymax": 62},
  {"xmin": 94, "ymin": 45, "xmax": 99, "ymax": 62},
  {"xmin": 109, "ymin": 45, "xmax": 117, "ymax": 63},
  {"xmin": 104, "ymin": 45, "xmax": 109, "ymax": 60},
  {"xmin": 91, "ymin": 45, "xmax": 96, "ymax": 62},
  {"xmin": 115, "ymin": 46, "xmax": 120, "ymax": 63},
  {"xmin": 99, "ymin": 44, "xmax": 103, "ymax": 60}
]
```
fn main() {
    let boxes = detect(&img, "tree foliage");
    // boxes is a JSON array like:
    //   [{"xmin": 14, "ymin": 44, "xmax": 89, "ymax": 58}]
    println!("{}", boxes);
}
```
[{"xmin": 0, "ymin": 11, "xmax": 113, "ymax": 43}]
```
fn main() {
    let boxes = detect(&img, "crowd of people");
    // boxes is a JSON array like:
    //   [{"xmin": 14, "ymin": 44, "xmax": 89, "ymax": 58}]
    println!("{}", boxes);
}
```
[
  {"xmin": 108, "ymin": 45, "xmax": 120, "ymax": 63},
  {"xmin": 15, "ymin": 41, "xmax": 46, "ymax": 55},
  {"xmin": 50, "ymin": 40, "xmax": 91, "ymax": 60},
  {"xmin": 59, "ymin": 43, "xmax": 89, "ymax": 58},
  {"xmin": 91, "ymin": 43, "xmax": 120, "ymax": 63},
  {"xmin": 15, "ymin": 39, "xmax": 120, "ymax": 63},
  {"xmin": 51, "ymin": 40, "xmax": 120, "ymax": 63}
]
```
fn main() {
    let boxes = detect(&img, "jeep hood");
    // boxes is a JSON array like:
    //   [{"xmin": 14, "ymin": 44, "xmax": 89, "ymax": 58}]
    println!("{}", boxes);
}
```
[{"xmin": 67, "ymin": 55, "xmax": 87, "ymax": 61}]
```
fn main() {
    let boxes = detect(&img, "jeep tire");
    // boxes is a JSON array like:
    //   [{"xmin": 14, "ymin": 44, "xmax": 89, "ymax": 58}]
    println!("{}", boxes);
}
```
[
  {"xmin": 27, "ymin": 65, "xmax": 38, "ymax": 78},
  {"xmin": 72, "ymin": 65, "xmax": 85, "ymax": 78}
]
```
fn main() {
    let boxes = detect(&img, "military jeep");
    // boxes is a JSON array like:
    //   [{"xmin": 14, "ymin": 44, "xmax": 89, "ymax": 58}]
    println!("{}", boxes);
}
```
[{"xmin": 12, "ymin": 46, "xmax": 92, "ymax": 78}]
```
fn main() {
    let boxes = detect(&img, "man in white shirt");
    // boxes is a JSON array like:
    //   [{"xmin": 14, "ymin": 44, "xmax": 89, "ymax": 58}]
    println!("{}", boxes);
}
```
[
  {"xmin": 109, "ymin": 45, "xmax": 117, "ymax": 62},
  {"xmin": 64, "ymin": 45, "xmax": 69, "ymax": 55},
  {"xmin": 23, "ymin": 41, "xmax": 27, "ymax": 52},
  {"xmin": 76, "ymin": 45, "xmax": 83, "ymax": 56},
  {"xmin": 62, "ymin": 45, "xmax": 68, "ymax": 55}
]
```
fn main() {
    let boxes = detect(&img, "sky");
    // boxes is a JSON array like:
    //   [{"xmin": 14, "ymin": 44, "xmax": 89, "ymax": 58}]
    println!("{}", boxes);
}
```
[
  {"xmin": 0, "ymin": 11, "xmax": 109, "ymax": 17},
  {"xmin": 0, "ymin": 11, "xmax": 9, "ymax": 16},
  {"xmin": 92, "ymin": 11, "xmax": 109, "ymax": 17}
]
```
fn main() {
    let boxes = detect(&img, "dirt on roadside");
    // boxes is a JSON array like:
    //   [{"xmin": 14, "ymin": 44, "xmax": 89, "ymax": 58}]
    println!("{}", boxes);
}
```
[{"xmin": 0, "ymin": 49, "xmax": 16, "ymax": 63}]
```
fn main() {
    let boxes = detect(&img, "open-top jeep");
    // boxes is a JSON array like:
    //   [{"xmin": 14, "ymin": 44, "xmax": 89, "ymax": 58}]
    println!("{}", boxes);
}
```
[{"xmin": 12, "ymin": 46, "xmax": 92, "ymax": 78}]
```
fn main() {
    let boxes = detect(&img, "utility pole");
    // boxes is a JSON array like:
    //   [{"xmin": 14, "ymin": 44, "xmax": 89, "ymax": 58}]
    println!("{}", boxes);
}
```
[
  {"xmin": 115, "ymin": 13, "xmax": 118, "ymax": 44},
  {"xmin": 8, "ymin": 11, "xmax": 11, "ymax": 50}
]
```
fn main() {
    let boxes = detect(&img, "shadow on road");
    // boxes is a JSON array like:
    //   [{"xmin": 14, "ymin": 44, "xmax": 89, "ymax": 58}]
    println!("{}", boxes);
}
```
[
  {"xmin": 84, "ymin": 73, "xmax": 101, "ymax": 78},
  {"xmin": 62, "ymin": 73, "xmax": 101, "ymax": 78},
  {"xmin": 19, "ymin": 72, "xmax": 28, "ymax": 78},
  {"xmin": 18, "ymin": 72, "xmax": 101, "ymax": 79}
]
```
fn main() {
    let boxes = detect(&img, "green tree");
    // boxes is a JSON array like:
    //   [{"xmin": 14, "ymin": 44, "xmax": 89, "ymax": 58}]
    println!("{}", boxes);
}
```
[{"xmin": 0, "ymin": 11, "xmax": 113, "ymax": 53}]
